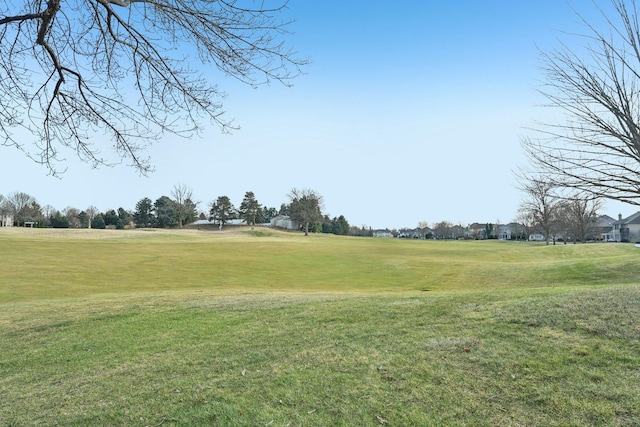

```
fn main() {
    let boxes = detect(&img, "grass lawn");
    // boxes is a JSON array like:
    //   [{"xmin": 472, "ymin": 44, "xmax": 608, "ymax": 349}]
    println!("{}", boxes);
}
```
[{"xmin": 1, "ymin": 227, "xmax": 639, "ymax": 426}]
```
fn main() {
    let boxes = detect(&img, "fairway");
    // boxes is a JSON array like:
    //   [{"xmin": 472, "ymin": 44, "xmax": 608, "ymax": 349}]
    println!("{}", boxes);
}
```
[{"xmin": 2, "ymin": 228, "xmax": 640, "ymax": 426}]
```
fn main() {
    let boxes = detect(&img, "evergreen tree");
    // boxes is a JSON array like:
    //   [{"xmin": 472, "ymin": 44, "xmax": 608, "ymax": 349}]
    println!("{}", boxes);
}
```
[
  {"xmin": 154, "ymin": 196, "xmax": 178, "ymax": 228},
  {"xmin": 103, "ymin": 209, "xmax": 121, "ymax": 228},
  {"xmin": 78, "ymin": 211, "xmax": 89, "ymax": 228},
  {"xmin": 92, "ymin": 214, "xmax": 106, "ymax": 229},
  {"xmin": 332, "ymin": 215, "xmax": 350, "ymax": 236},
  {"xmin": 261, "ymin": 206, "xmax": 278, "ymax": 223},
  {"xmin": 239, "ymin": 191, "xmax": 262, "ymax": 225},
  {"xmin": 209, "ymin": 196, "xmax": 236, "ymax": 228},
  {"xmin": 117, "ymin": 208, "xmax": 132, "ymax": 229},
  {"xmin": 50, "ymin": 211, "xmax": 70, "ymax": 228},
  {"xmin": 134, "ymin": 197, "xmax": 154, "ymax": 228}
]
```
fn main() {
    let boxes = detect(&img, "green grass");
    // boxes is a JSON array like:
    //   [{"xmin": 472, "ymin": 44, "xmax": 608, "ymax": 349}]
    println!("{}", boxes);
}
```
[{"xmin": 1, "ymin": 228, "xmax": 639, "ymax": 426}]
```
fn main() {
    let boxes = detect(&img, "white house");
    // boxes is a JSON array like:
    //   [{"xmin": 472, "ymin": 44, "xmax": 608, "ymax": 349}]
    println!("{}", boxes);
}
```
[
  {"xmin": 373, "ymin": 229, "xmax": 393, "ymax": 238},
  {"xmin": 528, "ymin": 233, "xmax": 546, "ymax": 242},
  {"xmin": 0, "ymin": 214, "xmax": 13, "ymax": 227}
]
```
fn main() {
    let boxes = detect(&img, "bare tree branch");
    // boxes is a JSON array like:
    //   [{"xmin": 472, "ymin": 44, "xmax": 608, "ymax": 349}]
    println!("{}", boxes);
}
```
[
  {"xmin": 523, "ymin": 0, "xmax": 640, "ymax": 206},
  {"xmin": 516, "ymin": 173, "xmax": 560, "ymax": 245},
  {"xmin": 0, "ymin": 0, "xmax": 308, "ymax": 174}
]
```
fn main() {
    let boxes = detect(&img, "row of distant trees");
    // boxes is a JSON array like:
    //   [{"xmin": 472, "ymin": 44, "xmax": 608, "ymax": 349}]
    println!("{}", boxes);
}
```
[
  {"xmin": 0, "ymin": 186, "xmax": 357, "ymax": 236},
  {"xmin": 388, "ymin": 183, "xmax": 604, "ymax": 243},
  {"xmin": 0, "ymin": 190, "xmax": 138, "ymax": 229},
  {"xmin": 0, "ymin": 183, "xmax": 604, "ymax": 242},
  {"xmin": 402, "ymin": 175, "xmax": 606, "ymax": 244}
]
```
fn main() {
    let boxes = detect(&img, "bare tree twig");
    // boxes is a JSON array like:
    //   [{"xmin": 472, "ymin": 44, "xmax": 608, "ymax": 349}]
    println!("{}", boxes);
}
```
[
  {"xmin": 523, "ymin": 0, "xmax": 640, "ymax": 206},
  {"xmin": 0, "ymin": 0, "xmax": 308, "ymax": 174}
]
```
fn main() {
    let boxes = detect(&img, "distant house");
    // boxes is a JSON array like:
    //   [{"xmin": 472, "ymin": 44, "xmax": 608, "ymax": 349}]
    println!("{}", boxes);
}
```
[
  {"xmin": 602, "ymin": 212, "xmax": 640, "ymax": 242},
  {"xmin": 528, "ymin": 233, "xmax": 546, "ymax": 242},
  {"xmin": 0, "ymin": 214, "xmax": 13, "ymax": 227},
  {"xmin": 497, "ymin": 224, "xmax": 512, "ymax": 240},
  {"xmin": 373, "ymin": 229, "xmax": 393, "ymax": 238},
  {"xmin": 497, "ymin": 223, "xmax": 527, "ymax": 241},
  {"xmin": 589, "ymin": 214, "xmax": 616, "ymax": 241},
  {"xmin": 467, "ymin": 223, "xmax": 487, "ymax": 239},
  {"xmin": 396, "ymin": 228, "xmax": 412, "ymax": 238},
  {"xmin": 420, "ymin": 227, "xmax": 434, "ymax": 239},
  {"xmin": 450, "ymin": 225, "xmax": 465, "ymax": 239},
  {"xmin": 397, "ymin": 227, "xmax": 432, "ymax": 239},
  {"xmin": 270, "ymin": 215, "xmax": 300, "ymax": 231}
]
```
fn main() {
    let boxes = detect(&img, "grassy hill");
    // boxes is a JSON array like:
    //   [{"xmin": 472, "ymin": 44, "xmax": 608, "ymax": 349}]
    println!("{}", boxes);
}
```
[{"xmin": 1, "ymin": 228, "xmax": 639, "ymax": 425}]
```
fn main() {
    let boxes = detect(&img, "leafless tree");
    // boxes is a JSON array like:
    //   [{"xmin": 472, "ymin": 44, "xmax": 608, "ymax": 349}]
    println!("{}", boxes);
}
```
[
  {"xmin": 557, "ymin": 195, "xmax": 603, "ymax": 243},
  {"xmin": 515, "ymin": 208, "xmax": 537, "ymax": 241},
  {"xmin": 288, "ymin": 188, "xmax": 323, "ymax": 236},
  {"xmin": 432, "ymin": 221, "xmax": 453, "ymax": 240},
  {"xmin": 0, "ymin": 0, "xmax": 307, "ymax": 174},
  {"xmin": 523, "ymin": 0, "xmax": 640, "ymax": 207},
  {"xmin": 6, "ymin": 192, "xmax": 38, "ymax": 226},
  {"xmin": 41, "ymin": 204, "xmax": 56, "ymax": 220},
  {"xmin": 517, "ymin": 175, "xmax": 559, "ymax": 245},
  {"xmin": 85, "ymin": 205, "xmax": 99, "ymax": 229},
  {"xmin": 25, "ymin": 202, "xmax": 46, "ymax": 226},
  {"xmin": 171, "ymin": 183, "xmax": 198, "ymax": 228},
  {"xmin": 63, "ymin": 206, "xmax": 82, "ymax": 228}
]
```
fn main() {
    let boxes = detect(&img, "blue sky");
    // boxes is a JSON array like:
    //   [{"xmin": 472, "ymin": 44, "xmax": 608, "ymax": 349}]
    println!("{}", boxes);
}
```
[{"xmin": 1, "ymin": 0, "xmax": 637, "ymax": 229}]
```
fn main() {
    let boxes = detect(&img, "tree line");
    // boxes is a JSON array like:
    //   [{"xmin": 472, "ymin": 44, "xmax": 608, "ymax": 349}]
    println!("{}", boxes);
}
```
[
  {"xmin": 0, "ymin": 183, "xmax": 606, "ymax": 242},
  {"xmin": 0, "ymin": 186, "xmax": 358, "ymax": 236}
]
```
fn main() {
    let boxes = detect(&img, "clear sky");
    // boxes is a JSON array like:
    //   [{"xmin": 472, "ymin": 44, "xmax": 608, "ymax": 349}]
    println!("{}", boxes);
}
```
[{"xmin": 1, "ymin": 0, "xmax": 638, "ymax": 229}]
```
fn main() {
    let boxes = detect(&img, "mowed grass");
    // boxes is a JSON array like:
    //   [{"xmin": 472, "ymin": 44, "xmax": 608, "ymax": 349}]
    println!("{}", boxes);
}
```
[{"xmin": 1, "ymin": 228, "xmax": 640, "ymax": 426}]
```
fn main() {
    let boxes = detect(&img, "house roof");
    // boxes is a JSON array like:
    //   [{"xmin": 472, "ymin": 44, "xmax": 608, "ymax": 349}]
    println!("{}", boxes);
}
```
[
  {"xmin": 593, "ymin": 214, "xmax": 616, "ymax": 227},
  {"xmin": 617, "ymin": 211, "xmax": 640, "ymax": 225},
  {"xmin": 468, "ymin": 223, "xmax": 486, "ymax": 228}
]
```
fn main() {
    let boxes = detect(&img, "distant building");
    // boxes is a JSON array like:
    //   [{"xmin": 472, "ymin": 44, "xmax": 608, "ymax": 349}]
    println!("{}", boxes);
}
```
[
  {"xmin": 467, "ymin": 223, "xmax": 488, "ymax": 240},
  {"xmin": 372, "ymin": 229, "xmax": 393, "ymax": 238},
  {"xmin": 497, "ymin": 223, "xmax": 527, "ymax": 240},
  {"xmin": 397, "ymin": 227, "xmax": 432, "ymax": 239},
  {"xmin": 270, "ymin": 215, "xmax": 300, "ymax": 231},
  {"xmin": 528, "ymin": 233, "xmax": 546, "ymax": 242},
  {"xmin": 602, "ymin": 212, "xmax": 640, "ymax": 242},
  {"xmin": 589, "ymin": 214, "xmax": 616, "ymax": 241},
  {"xmin": 0, "ymin": 214, "xmax": 13, "ymax": 227}
]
